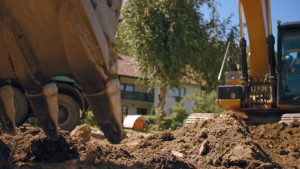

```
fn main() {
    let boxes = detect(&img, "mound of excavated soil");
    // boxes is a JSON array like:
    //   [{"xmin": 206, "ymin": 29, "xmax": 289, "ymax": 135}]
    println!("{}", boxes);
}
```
[
  {"xmin": 250, "ymin": 121, "xmax": 300, "ymax": 169},
  {"xmin": 0, "ymin": 128, "xmax": 79, "ymax": 167},
  {"xmin": 128, "ymin": 113, "xmax": 278, "ymax": 168},
  {"xmin": 2, "ymin": 112, "xmax": 300, "ymax": 168}
]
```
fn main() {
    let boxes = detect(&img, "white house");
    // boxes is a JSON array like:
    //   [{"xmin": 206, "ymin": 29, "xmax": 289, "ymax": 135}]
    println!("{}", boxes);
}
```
[{"xmin": 118, "ymin": 54, "xmax": 201, "ymax": 116}]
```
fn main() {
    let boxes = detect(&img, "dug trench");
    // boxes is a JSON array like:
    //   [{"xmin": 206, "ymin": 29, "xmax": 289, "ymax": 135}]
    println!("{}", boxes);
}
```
[{"xmin": 0, "ymin": 112, "xmax": 299, "ymax": 169}]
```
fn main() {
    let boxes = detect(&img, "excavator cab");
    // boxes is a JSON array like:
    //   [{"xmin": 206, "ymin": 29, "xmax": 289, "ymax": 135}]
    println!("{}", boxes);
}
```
[{"xmin": 277, "ymin": 22, "xmax": 300, "ymax": 105}]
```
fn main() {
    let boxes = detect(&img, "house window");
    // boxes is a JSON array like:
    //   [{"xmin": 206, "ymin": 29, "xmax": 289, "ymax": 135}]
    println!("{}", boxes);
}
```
[
  {"xmin": 120, "ymin": 84, "xmax": 134, "ymax": 92},
  {"xmin": 122, "ymin": 106, "xmax": 129, "ymax": 116},
  {"xmin": 168, "ymin": 87, "xmax": 186, "ymax": 98},
  {"xmin": 137, "ymin": 108, "xmax": 147, "ymax": 115}
]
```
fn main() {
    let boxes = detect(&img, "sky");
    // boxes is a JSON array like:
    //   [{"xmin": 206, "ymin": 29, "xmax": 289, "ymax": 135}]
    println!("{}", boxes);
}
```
[{"xmin": 204, "ymin": 0, "xmax": 300, "ymax": 49}]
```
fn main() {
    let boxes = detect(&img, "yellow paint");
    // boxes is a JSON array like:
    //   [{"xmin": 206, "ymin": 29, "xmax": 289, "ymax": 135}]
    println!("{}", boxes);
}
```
[
  {"xmin": 240, "ymin": 0, "xmax": 269, "ymax": 77},
  {"xmin": 226, "ymin": 79, "xmax": 244, "ymax": 85},
  {"xmin": 217, "ymin": 99, "xmax": 249, "ymax": 119},
  {"xmin": 278, "ymin": 104, "xmax": 300, "ymax": 110},
  {"xmin": 216, "ymin": 99, "xmax": 241, "ymax": 111}
]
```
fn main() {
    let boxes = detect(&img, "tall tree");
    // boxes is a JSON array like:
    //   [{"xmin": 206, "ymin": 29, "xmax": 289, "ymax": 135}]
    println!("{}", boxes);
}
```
[{"xmin": 116, "ymin": 0, "xmax": 238, "ymax": 127}]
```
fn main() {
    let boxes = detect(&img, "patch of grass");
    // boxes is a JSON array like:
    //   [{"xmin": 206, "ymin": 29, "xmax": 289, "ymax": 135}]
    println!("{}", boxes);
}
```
[{"xmin": 80, "ymin": 111, "xmax": 99, "ymax": 128}]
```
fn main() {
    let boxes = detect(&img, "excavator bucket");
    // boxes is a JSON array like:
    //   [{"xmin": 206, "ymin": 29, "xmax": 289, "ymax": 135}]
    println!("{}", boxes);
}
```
[{"xmin": 0, "ymin": 0, "xmax": 123, "ymax": 143}]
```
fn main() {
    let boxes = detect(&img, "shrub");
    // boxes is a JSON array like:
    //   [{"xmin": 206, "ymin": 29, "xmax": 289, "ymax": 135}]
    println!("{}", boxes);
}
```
[
  {"xmin": 145, "ymin": 113, "xmax": 178, "ymax": 130},
  {"xmin": 161, "ymin": 117, "xmax": 173, "ymax": 130},
  {"xmin": 190, "ymin": 89, "xmax": 223, "ymax": 113},
  {"xmin": 145, "ymin": 115, "xmax": 157, "ymax": 125},
  {"xmin": 80, "ymin": 111, "xmax": 99, "ymax": 128},
  {"xmin": 171, "ymin": 102, "xmax": 188, "ymax": 122}
]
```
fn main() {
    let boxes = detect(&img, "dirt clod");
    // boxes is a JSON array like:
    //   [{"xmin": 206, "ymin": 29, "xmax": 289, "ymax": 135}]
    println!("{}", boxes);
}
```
[
  {"xmin": 159, "ymin": 130, "xmax": 175, "ymax": 141},
  {"xmin": 70, "ymin": 124, "xmax": 92, "ymax": 143}
]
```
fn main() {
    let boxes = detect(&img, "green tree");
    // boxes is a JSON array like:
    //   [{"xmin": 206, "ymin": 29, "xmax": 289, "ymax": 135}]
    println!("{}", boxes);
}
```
[
  {"xmin": 170, "ymin": 102, "xmax": 188, "ymax": 127},
  {"xmin": 116, "ymin": 0, "xmax": 238, "ymax": 127},
  {"xmin": 189, "ymin": 24, "xmax": 240, "ymax": 90},
  {"xmin": 190, "ymin": 89, "xmax": 223, "ymax": 113}
]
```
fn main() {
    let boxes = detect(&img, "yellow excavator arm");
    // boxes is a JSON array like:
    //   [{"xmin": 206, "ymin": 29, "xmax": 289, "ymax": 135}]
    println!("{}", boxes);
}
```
[{"xmin": 240, "ymin": 0, "xmax": 270, "ymax": 77}]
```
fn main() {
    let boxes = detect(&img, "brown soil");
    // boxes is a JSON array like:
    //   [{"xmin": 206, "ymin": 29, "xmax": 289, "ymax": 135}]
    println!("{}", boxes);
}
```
[
  {"xmin": 0, "ymin": 128, "xmax": 79, "ymax": 168},
  {"xmin": 250, "ymin": 121, "xmax": 300, "ymax": 169},
  {"xmin": 0, "ymin": 113, "xmax": 299, "ymax": 169}
]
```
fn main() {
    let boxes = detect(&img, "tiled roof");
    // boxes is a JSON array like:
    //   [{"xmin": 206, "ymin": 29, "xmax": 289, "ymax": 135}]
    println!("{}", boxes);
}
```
[
  {"xmin": 118, "ymin": 54, "xmax": 138, "ymax": 78},
  {"xmin": 117, "ymin": 54, "xmax": 205, "ymax": 85}
]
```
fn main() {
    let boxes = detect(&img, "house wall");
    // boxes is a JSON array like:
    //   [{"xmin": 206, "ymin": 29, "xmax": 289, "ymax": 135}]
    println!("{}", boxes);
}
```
[
  {"xmin": 119, "ymin": 76, "xmax": 198, "ymax": 116},
  {"xmin": 119, "ymin": 76, "xmax": 148, "ymax": 93},
  {"xmin": 119, "ymin": 76, "xmax": 153, "ymax": 115},
  {"xmin": 154, "ymin": 84, "xmax": 198, "ymax": 116},
  {"xmin": 121, "ymin": 102, "xmax": 153, "ymax": 115}
]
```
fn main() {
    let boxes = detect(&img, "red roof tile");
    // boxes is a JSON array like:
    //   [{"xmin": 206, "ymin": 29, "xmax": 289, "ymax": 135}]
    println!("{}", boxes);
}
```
[
  {"xmin": 118, "ymin": 54, "xmax": 138, "ymax": 78},
  {"xmin": 117, "ymin": 54, "xmax": 205, "ymax": 85}
]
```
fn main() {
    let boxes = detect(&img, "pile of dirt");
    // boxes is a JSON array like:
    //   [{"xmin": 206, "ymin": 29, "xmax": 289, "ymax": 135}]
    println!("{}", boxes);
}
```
[
  {"xmin": 72, "ymin": 113, "xmax": 277, "ymax": 168},
  {"xmin": 128, "ymin": 113, "xmax": 277, "ymax": 168},
  {"xmin": 0, "ymin": 128, "xmax": 79, "ymax": 167},
  {"xmin": 2, "ymin": 113, "xmax": 299, "ymax": 168},
  {"xmin": 250, "ymin": 121, "xmax": 300, "ymax": 168}
]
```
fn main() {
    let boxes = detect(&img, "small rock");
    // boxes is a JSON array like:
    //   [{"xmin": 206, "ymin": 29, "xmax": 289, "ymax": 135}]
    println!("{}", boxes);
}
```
[
  {"xmin": 171, "ymin": 150, "xmax": 184, "ymax": 158},
  {"xmin": 199, "ymin": 140, "xmax": 209, "ymax": 156},
  {"xmin": 259, "ymin": 162, "xmax": 274, "ymax": 169},
  {"xmin": 70, "ymin": 124, "xmax": 92, "ymax": 143},
  {"xmin": 267, "ymin": 143, "xmax": 273, "ymax": 149}
]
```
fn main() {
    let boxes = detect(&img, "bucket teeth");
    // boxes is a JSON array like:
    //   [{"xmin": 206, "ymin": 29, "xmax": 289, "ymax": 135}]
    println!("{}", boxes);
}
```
[
  {"xmin": 27, "ymin": 83, "xmax": 59, "ymax": 140},
  {"xmin": 0, "ymin": 85, "xmax": 17, "ymax": 135},
  {"xmin": 85, "ymin": 79, "xmax": 123, "ymax": 144}
]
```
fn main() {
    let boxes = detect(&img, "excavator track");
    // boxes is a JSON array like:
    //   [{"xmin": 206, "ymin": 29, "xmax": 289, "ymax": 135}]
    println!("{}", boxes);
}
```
[{"xmin": 186, "ymin": 112, "xmax": 300, "ymax": 125}]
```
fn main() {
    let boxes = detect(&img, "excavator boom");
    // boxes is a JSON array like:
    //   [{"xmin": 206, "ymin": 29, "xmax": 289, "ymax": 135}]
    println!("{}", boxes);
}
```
[{"xmin": 240, "ymin": 0, "xmax": 269, "ymax": 77}]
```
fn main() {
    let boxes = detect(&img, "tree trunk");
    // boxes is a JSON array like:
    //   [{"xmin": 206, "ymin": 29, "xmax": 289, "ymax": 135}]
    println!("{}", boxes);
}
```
[{"xmin": 157, "ymin": 84, "xmax": 168, "ymax": 129}]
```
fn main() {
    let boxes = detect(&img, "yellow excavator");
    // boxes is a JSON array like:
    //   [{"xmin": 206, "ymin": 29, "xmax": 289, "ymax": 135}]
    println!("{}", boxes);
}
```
[
  {"xmin": 0, "ymin": 0, "xmax": 123, "ymax": 143},
  {"xmin": 217, "ymin": 0, "xmax": 300, "ymax": 124}
]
